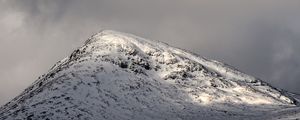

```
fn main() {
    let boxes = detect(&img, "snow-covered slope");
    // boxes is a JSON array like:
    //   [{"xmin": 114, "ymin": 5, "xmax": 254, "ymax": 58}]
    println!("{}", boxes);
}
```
[{"xmin": 0, "ymin": 30, "xmax": 299, "ymax": 120}]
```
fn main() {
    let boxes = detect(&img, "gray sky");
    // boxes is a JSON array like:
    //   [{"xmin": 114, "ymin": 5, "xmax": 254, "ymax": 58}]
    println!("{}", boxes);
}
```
[{"xmin": 1, "ymin": 0, "xmax": 300, "ymax": 105}]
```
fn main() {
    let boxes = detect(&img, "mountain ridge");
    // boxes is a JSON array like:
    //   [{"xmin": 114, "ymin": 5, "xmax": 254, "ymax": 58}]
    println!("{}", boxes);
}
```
[{"xmin": 0, "ymin": 30, "xmax": 299, "ymax": 120}]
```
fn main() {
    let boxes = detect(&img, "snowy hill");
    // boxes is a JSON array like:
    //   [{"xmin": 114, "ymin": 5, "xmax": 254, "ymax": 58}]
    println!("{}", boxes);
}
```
[{"xmin": 0, "ymin": 30, "xmax": 299, "ymax": 120}]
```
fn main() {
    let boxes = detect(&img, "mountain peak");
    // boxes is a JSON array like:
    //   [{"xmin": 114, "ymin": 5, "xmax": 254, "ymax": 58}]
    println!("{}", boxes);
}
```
[
  {"xmin": 1, "ymin": 30, "xmax": 299, "ymax": 120},
  {"xmin": 85, "ymin": 30, "xmax": 147, "ymax": 45}
]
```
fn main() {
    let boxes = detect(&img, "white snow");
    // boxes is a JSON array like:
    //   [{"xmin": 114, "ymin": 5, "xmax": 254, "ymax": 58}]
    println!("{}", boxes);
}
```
[{"xmin": 0, "ymin": 30, "xmax": 299, "ymax": 120}]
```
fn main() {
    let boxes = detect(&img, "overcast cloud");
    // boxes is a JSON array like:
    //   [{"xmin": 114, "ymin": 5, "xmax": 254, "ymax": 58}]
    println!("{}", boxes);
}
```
[{"xmin": 0, "ymin": 0, "xmax": 300, "ymax": 105}]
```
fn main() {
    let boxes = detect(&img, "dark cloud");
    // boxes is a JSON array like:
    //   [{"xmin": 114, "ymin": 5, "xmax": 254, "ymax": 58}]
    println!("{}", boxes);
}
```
[{"xmin": 0, "ymin": 0, "xmax": 300, "ymax": 105}]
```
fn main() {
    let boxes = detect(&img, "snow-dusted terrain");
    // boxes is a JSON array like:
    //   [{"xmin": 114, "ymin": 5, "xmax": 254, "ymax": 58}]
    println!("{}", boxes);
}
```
[{"xmin": 0, "ymin": 30, "xmax": 299, "ymax": 120}]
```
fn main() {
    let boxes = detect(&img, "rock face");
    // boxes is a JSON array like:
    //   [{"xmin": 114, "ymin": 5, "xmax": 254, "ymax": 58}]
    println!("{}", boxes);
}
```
[{"xmin": 0, "ymin": 30, "xmax": 299, "ymax": 120}]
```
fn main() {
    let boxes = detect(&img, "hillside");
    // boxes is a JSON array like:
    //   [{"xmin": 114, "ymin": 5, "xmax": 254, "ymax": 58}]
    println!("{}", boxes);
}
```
[{"xmin": 0, "ymin": 30, "xmax": 299, "ymax": 120}]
